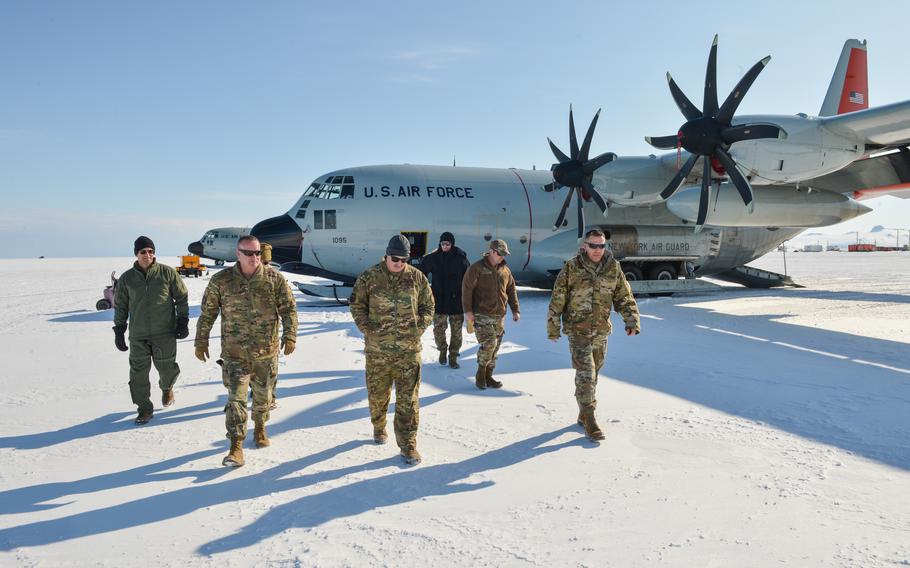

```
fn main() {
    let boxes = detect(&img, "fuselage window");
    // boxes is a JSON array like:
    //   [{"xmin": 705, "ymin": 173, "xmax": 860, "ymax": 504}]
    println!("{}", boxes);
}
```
[
  {"xmin": 340, "ymin": 184, "xmax": 354, "ymax": 198},
  {"xmin": 314, "ymin": 210, "xmax": 323, "ymax": 230},
  {"xmin": 296, "ymin": 208, "xmax": 307, "ymax": 219},
  {"xmin": 324, "ymin": 210, "xmax": 336, "ymax": 229}
]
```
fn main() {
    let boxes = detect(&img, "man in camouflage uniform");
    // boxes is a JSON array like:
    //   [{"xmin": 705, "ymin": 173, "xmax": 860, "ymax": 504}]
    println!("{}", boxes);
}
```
[
  {"xmin": 420, "ymin": 231, "xmax": 470, "ymax": 369},
  {"xmin": 462, "ymin": 239, "xmax": 520, "ymax": 390},
  {"xmin": 547, "ymin": 229, "xmax": 640, "ymax": 442},
  {"xmin": 113, "ymin": 236, "xmax": 189, "ymax": 425},
  {"xmin": 195, "ymin": 235, "xmax": 298, "ymax": 467},
  {"xmin": 350, "ymin": 234, "xmax": 434, "ymax": 465}
]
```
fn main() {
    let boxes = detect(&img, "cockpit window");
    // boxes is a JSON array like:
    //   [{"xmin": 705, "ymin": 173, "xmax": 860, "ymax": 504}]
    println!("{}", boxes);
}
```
[{"xmin": 301, "ymin": 175, "xmax": 356, "ymax": 199}]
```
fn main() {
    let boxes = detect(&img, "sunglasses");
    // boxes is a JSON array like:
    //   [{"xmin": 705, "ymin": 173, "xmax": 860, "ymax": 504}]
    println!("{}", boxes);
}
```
[
  {"xmin": 138, "ymin": 249, "xmax": 155, "ymax": 255},
  {"xmin": 238, "ymin": 249, "xmax": 262, "ymax": 257},
  {"xmin": 389, "ymin": 256, "xmax": 409, "ymax": 263},
  {"xmin": 440, "ymin": 241, "xmax": 452, "ymax": 247},
  {"xmin": 584, "ymin": 242, "xmax": 607, "ymax": 249}
]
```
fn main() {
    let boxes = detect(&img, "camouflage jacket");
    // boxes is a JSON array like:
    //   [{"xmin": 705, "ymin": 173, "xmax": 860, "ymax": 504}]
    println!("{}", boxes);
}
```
[
  {"xmin": 547, "ymin": 252, "xmax": 640, "ymax": 339},
  {"xmin": 194, "ymin": 264, "xmax": 298, "ymax": 360},
  {"xmin": 114, "ymin": 260, "xmax": 188, "ymax": 340},
  {"xmin": 461, "ymin": 256, "xmax": 520, "ymax": 317},
  {"xmin": 349, "ymin": 261, "xmax": 435, "ymax": 356}
]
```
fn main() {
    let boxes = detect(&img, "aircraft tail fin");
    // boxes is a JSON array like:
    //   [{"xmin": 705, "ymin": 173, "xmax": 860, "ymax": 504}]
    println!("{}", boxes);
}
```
[{"xmin": 819, "ymin": 39, "xmax": 868, "ymax": 116}]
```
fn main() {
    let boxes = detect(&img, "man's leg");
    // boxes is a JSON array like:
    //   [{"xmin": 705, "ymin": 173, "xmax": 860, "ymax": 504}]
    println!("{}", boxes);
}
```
[
  {"xmin": 568, "ymin": 336, "xmax": 604, "ymax": 441},
  {"xmin": 365, "ymin": 354, "xmax": 395, "ymax": 440},
  {"xmin": 250, "ymin": 358, "xmax": 275, "ymax": 447},
  {"xmin": 393, "ymin": 353, "xmax": 422, "ymax": 455},
  {"xmin": 221, "ymin": 359, "xmax": 251, "ymax": 441},
  {"xmin": 150, "ymin": 335, "xmax": 179, "ymax": 406},
  {"xmin": 128, "ymin": 339, "xmax": 154, "ymax": 417},
  {"xmin": 473, "ymin": 315, "xmax": 498, "ymax": 389},
  {"xmin": 433, "ymin": 314, "xmax": 448, "ymax": 364},
  {"xmin": 476, "ymin": 314, "xmax": 505, "ymax": 388},
  {"xmin": 448, "ymin": 314, "xmax": 464, "ymax": 368}
]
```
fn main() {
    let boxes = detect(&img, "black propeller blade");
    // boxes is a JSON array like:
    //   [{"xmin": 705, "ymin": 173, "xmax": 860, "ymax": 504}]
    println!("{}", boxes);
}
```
[
  {"xmin": 545, "ymin": 107, "xmax": 616, "ymax": 239},
  {"xmin": 645, "ymin": 35, "xmax": 787, "ymax": 229}
]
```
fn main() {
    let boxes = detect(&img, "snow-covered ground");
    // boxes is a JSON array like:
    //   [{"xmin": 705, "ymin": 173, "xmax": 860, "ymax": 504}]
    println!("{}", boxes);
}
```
[{"xmin": 1, "ymin": 253, "xmax": 908, "ymax": 567}]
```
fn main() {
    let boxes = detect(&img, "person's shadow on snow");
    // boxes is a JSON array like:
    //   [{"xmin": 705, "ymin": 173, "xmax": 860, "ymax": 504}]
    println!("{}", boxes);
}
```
[
  {"xmin": 198, "ymin": 425, "xmax": 582, "ymax": 555},
  {"xmin": 0, "ymin": 427, "xmax": 580, "ymax": 551}
]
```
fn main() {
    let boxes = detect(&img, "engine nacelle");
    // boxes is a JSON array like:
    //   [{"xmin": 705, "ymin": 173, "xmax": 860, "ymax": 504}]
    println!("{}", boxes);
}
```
[{"xmin": 666, "ymin": 185, "xmax": 871, "ymax": 228}]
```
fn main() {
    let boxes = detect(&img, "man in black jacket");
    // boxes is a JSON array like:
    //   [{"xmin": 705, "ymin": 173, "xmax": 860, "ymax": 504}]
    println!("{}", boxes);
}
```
[{"xmin": 420, "ymin": 232, "xmax": 470, "ymax": 369}]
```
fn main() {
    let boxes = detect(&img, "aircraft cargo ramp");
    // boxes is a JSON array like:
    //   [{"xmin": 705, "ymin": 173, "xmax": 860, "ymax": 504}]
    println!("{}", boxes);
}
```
[{"xmin": 711, "ymin": 265, "xmax": 804, "ymax": 289}]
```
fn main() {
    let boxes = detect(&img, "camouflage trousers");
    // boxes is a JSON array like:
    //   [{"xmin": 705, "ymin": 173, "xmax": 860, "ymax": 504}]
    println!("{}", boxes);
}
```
[
  {"xmin": 365, "ymin": 352, "xmax": 421, "ymax": 452},
  {"xmin": 433, "ymin": 314, "xmax": 464, "ymax": 356},
  {"xmin": 128, "ymin": 335, "xmax": 180, "ymax": 413},
  {"xmin": 222, "ymin": 357, "xmax": 277, "ymax": 441},
  {"xmin": 567, "ymin": 335, "xmax": 609, "ymax": 409},
  {"xmin": 474, "ymin": 314, "xmax": 505, "ymax": 369}
]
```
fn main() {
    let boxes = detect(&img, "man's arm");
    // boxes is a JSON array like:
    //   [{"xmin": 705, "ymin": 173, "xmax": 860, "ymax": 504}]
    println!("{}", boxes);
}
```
[
  {"xmin": 349, "ymin": 273, "xmax": 371, "ymax": 333},
  {"xmin": 275, "ymin": 273, "xmax": 299, "ymax": 345},
  {"xmin": 415, "ymin": 272, "xmax": 435, "ymax": 330},
  {"xmin": 171, "ymin": 269, "xmax": 189, "ymax": 319},
  {"xmin": 506, "ymin": 270, "xmax": 520, "ymax": 318},
  {"xmin": 461, "ymin": 263, "xmax": 477, "ymax": 315},
  {"xmin": 113, "ymin": 275, "xmax": 129, "ymax": 329},
  {"xmin": 612, "ymin": 268, "xmax": 641, "ymax": 334},
  {"xmin": 194, "ymin": 279, "xmax": 222, "ymax": 347},
  {"xmin": 547, "ymin": 266, "xmax": 569, "ymax": 339}
]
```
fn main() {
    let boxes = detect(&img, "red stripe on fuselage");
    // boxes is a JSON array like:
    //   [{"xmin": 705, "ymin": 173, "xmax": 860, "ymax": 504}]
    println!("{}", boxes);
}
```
[{"xmin": 509, "ymin": 169, "xmax": 533, "ymax": 271}]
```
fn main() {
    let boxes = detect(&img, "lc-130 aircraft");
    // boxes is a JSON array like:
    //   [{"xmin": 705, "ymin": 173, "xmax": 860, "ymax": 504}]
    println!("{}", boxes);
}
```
[
  {"xmin": 188, "ymin": 227, "xmax": 251, "ymax": 265},
  {"xmin": 252, "ymin": 37, "xmax": 910, "ymax": 292}
]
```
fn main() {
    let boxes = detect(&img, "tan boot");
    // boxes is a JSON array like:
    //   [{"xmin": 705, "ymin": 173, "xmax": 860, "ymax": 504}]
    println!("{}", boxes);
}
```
[
  {"xmin": 161, "ymin": 389, "xmax": 175, "ymax": 407},
  {"xmin": 373, "ymin": 427, "xmax": 388, "ymax": 445},
  {"xmin": 448, "ymin": 353, "xmax": 460, "ymax": 369},
  {"xmin": 577, "ymin": 411, "xmax": 584, "ymax": 428},
  {"xmin": 580, "ymin": 409, "xmax": 605, "ymax": 442},
  {"xmin": 475, "ymin": 365, "xmax": 487, "ymax": 390},
  {"xmin": 485, "ymin": 365, "xmax": 502, "ymax": 389},
  {"xmin": 222, "ymin": 439, "xmax": 245, "ymax": 467},
  {"xmin": 438, "ymin": 351, "xmax": 448, "ymax": 365},
  {"xmin": 401, "ymin": 448, "xmax": 422, "ymax": 465},
  {"xmin": 254, "ymin": 422, "xmax": 270, "ymax": 448}
]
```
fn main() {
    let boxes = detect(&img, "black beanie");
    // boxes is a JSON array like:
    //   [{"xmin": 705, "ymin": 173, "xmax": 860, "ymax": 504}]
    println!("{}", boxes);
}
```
[
  {"xmin": 440, "ymin": 231, "xmax": 455, "ymax": 245},
  {"xmin": 386, "ymin": 234, "xmax": 411, "ymax": 257},
  {"xmin": 134, "ymin": 236, "xmax": 155, "ymax": 255}
]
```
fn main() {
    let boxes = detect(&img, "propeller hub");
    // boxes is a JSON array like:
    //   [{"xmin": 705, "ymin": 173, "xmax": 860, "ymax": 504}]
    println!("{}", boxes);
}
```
[
  {"xmin": 552, "ymin": 161, "xmax": 586, "ymax": 188},
  {"xmin": 679, "ymin": 117, "xmax": 723, "ymax": 156}
]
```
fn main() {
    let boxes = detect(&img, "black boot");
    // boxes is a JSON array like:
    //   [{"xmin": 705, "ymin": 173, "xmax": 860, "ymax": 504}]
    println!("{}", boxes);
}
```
[
  {"xmin": 448, "ymin": 353, "xmax": 460, "ymax": 369},
  {"xmin": 438, "ymin": 351, "xmax": 447, "ymax": 365}
]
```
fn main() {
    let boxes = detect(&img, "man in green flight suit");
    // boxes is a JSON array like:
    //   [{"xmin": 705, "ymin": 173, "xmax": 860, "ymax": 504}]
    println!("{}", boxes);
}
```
[
  {"xmin": 349, "ymin": 234, "xmax": 435, "ymax": 465},
  {"xmin": 113, "ymin": 236, "xmax": 189, "ymax": 425},
  {"xmin": 195, "ymin": 235, "xmax": 298, "ymax": 467},
  {"xmin": 547, "ymin": 229, "xmax": 640, "ymax": 442}
]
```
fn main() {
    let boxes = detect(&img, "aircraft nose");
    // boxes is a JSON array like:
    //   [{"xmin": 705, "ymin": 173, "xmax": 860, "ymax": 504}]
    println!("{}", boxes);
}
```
[
  {"xmin": 251, "ymin": 214, "xmax": 302, "ymax": 264},
  {"xmin": 188, "ymin": 241, "xmax": 204, "ymax": 256}
]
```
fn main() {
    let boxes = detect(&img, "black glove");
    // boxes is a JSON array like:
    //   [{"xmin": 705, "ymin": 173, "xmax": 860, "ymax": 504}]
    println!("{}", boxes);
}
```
[
  {"xmin": 113, "ymin": 325, "xmax": 128, "ymax": 352},
  {"xmin": 175, "ymin": 316, "xmax": 189, "ymax": 339}
]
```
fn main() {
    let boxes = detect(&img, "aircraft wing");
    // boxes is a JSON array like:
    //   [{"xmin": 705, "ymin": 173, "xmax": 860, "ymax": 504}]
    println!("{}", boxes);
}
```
[
  {"xmin": 821, "ymin": 99, "xmax": 910, "ymax": 149},
  {"xmin": 799, "ymin": 146, "xmax": 910, "ymax": 200}
]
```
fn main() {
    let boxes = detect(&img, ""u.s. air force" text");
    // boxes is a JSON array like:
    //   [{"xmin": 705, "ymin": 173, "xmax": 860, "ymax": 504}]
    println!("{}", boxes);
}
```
[{"xmin": 363, "ymin": 186, "xmax": 474, "ymax": 199}]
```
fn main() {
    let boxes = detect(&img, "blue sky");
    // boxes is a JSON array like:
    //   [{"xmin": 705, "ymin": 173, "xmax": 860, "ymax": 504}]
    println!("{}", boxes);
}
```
[{"xmin": 3, "ymin": 1, "xmax": 910, "ymax": 257}]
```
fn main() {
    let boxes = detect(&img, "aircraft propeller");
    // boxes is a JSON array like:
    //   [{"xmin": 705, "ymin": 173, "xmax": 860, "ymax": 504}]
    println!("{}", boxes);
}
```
[
  {"xmin": 646, "ymin": 35, "xmax": 787, "ymax": 232},
  {"xmin": 544, "ymin": 106, "xmax": 616, "ymax": 239}
]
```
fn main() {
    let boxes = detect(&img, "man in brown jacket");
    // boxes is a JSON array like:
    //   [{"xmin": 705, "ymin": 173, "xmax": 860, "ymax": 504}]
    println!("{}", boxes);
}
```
[{"xmin": 462, "ymin": 239, "xmax": 520, "ymax": 390}]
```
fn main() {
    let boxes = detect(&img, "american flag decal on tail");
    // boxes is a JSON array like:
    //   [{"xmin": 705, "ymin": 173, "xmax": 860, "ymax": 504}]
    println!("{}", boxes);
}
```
[{"xmin": 848, "ymin": 91, "xmax": 865, "ymax": 105}]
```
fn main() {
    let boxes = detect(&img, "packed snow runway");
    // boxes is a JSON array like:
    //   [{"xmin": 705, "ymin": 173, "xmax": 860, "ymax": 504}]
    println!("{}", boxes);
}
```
[{"xmin": 0, "ymin": 252, "xmax": 908, "ymax": 567}]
